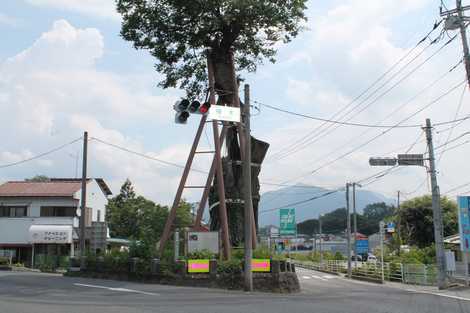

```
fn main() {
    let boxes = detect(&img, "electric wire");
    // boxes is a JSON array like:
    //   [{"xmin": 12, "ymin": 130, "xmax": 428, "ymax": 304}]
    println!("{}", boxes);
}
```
[
  {"xmin": 266, "ymin": 26, "xmax": 440, "ymax": 161},
  {"xmin": 89, "ymin": 137, "xmax": 208, "ymax": 174},
  {"xmin": 0, "ymin": 137, "xmax": 83, "ymax": 169},
  {"xmin": 268, "ymin": 31, "xmax": 453, "ymax": 162}
]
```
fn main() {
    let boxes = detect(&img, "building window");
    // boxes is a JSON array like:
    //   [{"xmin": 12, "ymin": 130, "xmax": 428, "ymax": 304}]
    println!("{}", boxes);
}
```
[
  {"xmin": 97, "ymin": 210, "xmax": 101, "ymax": 222},
  {"xmin": 40, "ymin": 206, "xmax": 76, "ymax": 217},
  {"xmin": 0, "ymin": 206, "xmax": 27, "ymax": 217}
]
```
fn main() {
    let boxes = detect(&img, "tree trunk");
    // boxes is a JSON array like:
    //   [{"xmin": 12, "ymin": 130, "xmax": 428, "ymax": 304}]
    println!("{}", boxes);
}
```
[
  {"xmin": 207, "ymin": 48, "xmax": 269, "ymax": 247},
  {"xmin": 209, "ymin": 126, "xmax": 269, "ymax": 247}
]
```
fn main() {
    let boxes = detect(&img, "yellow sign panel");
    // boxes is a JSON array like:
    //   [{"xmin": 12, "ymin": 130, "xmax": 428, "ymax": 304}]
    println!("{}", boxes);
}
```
[
  {"xmin": 252, "ymin": 259, "xmax": 270, "ymax": 272},
  {"xmin": 188, "ymin": 259, "xmax": 210, "ymax": 273}
]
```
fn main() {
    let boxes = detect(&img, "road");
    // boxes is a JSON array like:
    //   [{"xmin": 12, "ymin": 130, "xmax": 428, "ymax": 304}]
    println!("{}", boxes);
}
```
[{"xmin": 0, "ymin": 270, "xmax": 469, "ymax": 313}]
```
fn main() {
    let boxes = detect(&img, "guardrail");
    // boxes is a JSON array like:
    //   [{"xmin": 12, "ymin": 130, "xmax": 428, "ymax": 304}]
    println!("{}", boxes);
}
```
[{"xmin": 293, "ymin": 260, "xmax": 439, "ymax": 286}]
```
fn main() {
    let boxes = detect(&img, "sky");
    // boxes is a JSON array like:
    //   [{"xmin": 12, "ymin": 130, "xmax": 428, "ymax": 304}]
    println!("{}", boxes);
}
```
[{"xmin": 1, "ymin": 0, "xmax": 470, "ymax": 212}]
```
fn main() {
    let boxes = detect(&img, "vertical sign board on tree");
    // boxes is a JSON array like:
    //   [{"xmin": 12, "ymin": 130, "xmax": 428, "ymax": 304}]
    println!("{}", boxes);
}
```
[{"xmin": 458, "ymin": 196, "xmax": 470, "ymax": 252}]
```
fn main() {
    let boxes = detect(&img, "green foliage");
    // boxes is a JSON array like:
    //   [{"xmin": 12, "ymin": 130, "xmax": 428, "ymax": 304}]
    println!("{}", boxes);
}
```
[
  {"xmin": 385, "ymin": 245, "xmax": 436, "ymax": 265},
  {"xmin": 334, "ymin": 252, "xmax": 344, "ymax": 261},
  {"xmin": 117, "ymin": 0, "xmax": 308, "ymax": 98},
  {"xmin": 106, "ymin": 180, "xmax": 193, "ymax": 253},
  {"xmin": 187, "ymin": 249, "xmax": 216, "ymax": 260},
  {"xmin": 395, "ymin": 195, "xmax": 458, "ymax": 248},
  {"xmin": 253, "ymin": 246, "xmax": 272, "ymax": 259},
  {"xmin": 0, "ymin": 257, "xmax": 9, "ymax": 266},
  {"xmin": 25, "ymin": 175, "xmax": 50, "ymax": 182},
  {"xmin": 297, "ymin": 203, "xmax": 396, "ymax": 236},
  {"xmin": 217, "ymin": 259, "xmax": 242, "ymax": 274},
  {"xmin": 129, "ymin": 240, "xmax": 156, "ymax": 260}
]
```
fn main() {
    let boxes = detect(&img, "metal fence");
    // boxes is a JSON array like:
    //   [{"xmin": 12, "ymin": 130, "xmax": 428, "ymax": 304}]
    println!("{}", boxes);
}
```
[{"xmin": 293, "ymin": 260, "xmax": 439, "ymax": 286}]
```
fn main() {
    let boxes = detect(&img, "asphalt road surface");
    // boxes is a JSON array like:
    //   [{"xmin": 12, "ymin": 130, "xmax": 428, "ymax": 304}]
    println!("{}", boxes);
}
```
[{"xmin": 0, "ymin": 270, "xmax": 469, "ymax": 313}]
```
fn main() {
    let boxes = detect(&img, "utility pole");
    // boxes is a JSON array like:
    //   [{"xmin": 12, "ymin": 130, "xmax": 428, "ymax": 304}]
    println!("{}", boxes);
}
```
[
  {"xmin": 441, "ymin": 0, "xmax": 470, "ymax": 88},
  {"xmin": 319, "ymin": 214, "xmax": 323, "ymax": 266},
  {"xmin": 379, "ymin": 221, "xmax": 385, "ymax": 283},
  {"xmin": 79, "ymin": 131, "xmax": 88, "ymax": 270},
  {"xmin": 424, "ymin": 118, "xmax": 448, "ymax": 290},
  {"xmin": 242, "ymin": 84, "xmax": 253, "ymax": 292},
  {"xmin": 457, "ymin": 0, "xmax": 470, "ymax": 89},
  {"xmin": 346, "ymin": 183, "xmax": 352, "ymax": 278},
  {"xmin": 352, "ymin": 183, "xmax": 360, "ymax": 268},
  {"xmin": 397, "ymin": 191, "xmax": 401, "ymax": 255}
]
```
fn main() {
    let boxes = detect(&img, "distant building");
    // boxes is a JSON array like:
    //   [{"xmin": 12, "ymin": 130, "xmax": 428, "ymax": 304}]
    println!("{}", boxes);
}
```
[{"xmin": 0, "ymin": 178, "xmax": 111, "ymax": 267}]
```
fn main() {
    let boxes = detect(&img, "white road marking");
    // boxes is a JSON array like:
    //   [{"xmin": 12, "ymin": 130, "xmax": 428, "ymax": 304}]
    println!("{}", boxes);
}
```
[
  {"xmin": 302, "ymin": 276, "xmax": 311, "ymax": 279},
  {"xmin": 74, "ymin": 283, "xmax": 159, "ymax": 296},
  {"xmin": 405, "ymin": 289, "xmax": 470, "ymax": 302},
  {"xmin": 323, "ymin": 275, "xmax": 336, "ymax": 279},
  {"xmin": 311, "ymin": 275, "xmax": 328, "ymax": 281}
]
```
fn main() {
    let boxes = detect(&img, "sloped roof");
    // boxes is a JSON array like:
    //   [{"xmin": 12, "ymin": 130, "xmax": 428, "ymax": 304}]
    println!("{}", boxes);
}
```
[
  {"xmin": 0, "ymin": 181, "xmax": 82, "ymax": 197},
  {"xmin": 0, "ymin": 178, "xmax": 112, "ymax": 197}
]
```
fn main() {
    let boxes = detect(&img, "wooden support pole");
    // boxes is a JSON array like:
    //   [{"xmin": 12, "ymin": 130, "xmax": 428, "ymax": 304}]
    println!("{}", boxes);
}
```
[
  {"xmin": 208, "ymin": 53, "xmax": 231, "ymax": 259},
  {"xmin": 159, "ymin": 114, "xmax": 208, "ymax": 257},
  {"xmin": 194, "ymin": 126, "xmax": 227, "ymax": 227}
]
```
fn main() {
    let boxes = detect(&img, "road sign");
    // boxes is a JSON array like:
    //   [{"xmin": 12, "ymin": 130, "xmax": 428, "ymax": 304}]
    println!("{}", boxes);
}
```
[
  {"xmin": 397, "ymin": 154, "xmax": 424, "ymax": 166},
  {"xmin": 208, "ymin": 105, "xmax": 241, "ymax": 122},
  {"xmin": 458, "ymin": 196, "xmax": 470, "ymax": 252},
  {"xmin": 387, "ymin": 222, "xmax": 396, "ymax": 233},
  {"xmin": 356, "ymin": 239, "xmax": 369, "ymax": 254},
  {"xmin": 279, "ymin": 208, "xmax": 296, "ymax": 237},
  {"xmin": 369, "ymin": 158, "xmax": 397, "ymax": 166}
]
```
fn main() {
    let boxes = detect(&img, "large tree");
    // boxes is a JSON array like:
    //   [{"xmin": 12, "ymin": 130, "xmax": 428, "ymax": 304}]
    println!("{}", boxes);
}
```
[
  {"xmin": 117, "ymin": 0, "xmax": 308, "ymax": 100},
  {"xmin": 117, "ymin": 1, "xmax": 307, "ymax": 246},
  {"xmin": 396, "ymin": 195, "xmax": 458, "ymax": 248}
]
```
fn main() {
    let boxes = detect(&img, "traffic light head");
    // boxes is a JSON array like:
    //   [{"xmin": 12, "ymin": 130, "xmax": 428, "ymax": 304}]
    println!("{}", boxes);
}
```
[
  {"xmin": 175, "ymin": 111, "xmax": 190, "ymax": 124},
  {"xmin": 174, "ymin": 99, "xmax": 190, "ymax": 112},
  {"xmin": 199, "ymin": 102, "xmax": 211, "ymax": 114},
  {"xmin": 188, "ymin": 100, "xmax": 201, "ymax": 113}
]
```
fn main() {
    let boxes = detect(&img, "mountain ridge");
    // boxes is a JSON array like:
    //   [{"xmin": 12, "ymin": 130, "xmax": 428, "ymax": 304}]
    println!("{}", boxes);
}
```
[{"xmin": 259, "ymin": 184, "xmax": 394, "ymax": 226}]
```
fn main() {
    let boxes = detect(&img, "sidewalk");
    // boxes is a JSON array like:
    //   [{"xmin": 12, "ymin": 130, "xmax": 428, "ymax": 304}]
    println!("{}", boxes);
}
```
[{"xmin": 385, "ymin": 280, "xmax": 470, "ymax": 302}]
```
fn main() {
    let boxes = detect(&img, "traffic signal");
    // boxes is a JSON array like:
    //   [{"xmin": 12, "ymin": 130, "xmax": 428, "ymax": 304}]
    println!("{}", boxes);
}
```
[
  {"xmin": 188, "ymin": 100, "xmax": 201, "ymax": 113},
  {"xmin": 174, "ymin": 100, "xmax": 190, "ymax": 124},
  {"xmin": 199, "ymin": 102, "xmax": 211, "ymax": 114},
  {"xmin": 173, "ymin": 99, "xmax": 210, "ymax": 124}
]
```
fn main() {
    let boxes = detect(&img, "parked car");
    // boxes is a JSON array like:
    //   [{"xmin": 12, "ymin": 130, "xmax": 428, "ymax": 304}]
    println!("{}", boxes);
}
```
[
  {"xmin": 366, "ymin": 254, "xmax": 377, "ymax": 262},
  {"xmin": 351, "ymin": 255, "xmax": 363, "ymax": 261}
]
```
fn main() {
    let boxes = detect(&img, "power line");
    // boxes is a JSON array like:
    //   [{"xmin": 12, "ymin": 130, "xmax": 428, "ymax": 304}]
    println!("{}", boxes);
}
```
[
  {"xmin": 287, "ymin": 78, "xmax": 466, "ymax": 184},
  {"xmin": 270, "ymin": 34, "xmax": 458, "ymax": 162},
  {"xmin": 255, "ymin": 101, "xmax": 423, "ymax": 128},
  {"xmin": 90, "ymin": 137, "xmax": 208, "ymax": 174},
  {"xmin": 0, "ymin": 137, "xmax": 83, "ymax": 169},
  {"xmin": 266, "ymin": 28, "xmax": 438, "ymax": 161}
]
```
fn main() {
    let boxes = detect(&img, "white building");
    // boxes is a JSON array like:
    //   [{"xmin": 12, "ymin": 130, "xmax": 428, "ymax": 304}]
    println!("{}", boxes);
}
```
[{"xmin": 0, "ymin": 178, "xmax": 111, "ymax": 267}]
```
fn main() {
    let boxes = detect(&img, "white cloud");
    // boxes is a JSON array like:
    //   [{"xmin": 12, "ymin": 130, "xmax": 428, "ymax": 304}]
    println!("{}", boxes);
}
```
[
  {"xmin": 0, "ymin": 19, "xmax": 191, "ymax": 205},
  {"xmin": 25, "ymin": 0, "xmax": 120, "ymax": 20},
  {"xmin": 256, "ymin": 0, "xmax": 470, "ymax": 202}
]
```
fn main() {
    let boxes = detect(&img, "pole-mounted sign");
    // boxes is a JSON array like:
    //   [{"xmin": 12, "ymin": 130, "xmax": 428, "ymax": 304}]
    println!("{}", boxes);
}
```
[{"xmin": 279, "ymin": 208, "xmax": 296, "ymax": 237}]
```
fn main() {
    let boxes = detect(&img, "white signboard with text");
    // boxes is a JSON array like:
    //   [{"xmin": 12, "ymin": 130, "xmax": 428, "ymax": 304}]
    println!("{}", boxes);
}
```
[
  {"xmin": 208, "ymin": 105, "xmax": 241, "ymax": 122},
  {"xmin": 29, "ymin": 225, "xmax": 73, "ymax": 244}
]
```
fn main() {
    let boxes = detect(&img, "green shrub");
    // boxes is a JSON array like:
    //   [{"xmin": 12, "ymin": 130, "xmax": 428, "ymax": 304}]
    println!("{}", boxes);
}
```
[
  {"xmin": 253, "ymin": 246, "xmax": 272, "ymax": 259},
  {"xmin": 0, "ymin": 257, "xmax": 9, "ymax": 266},
  {"xmin": 187, "ymin": 249, "xmax": 215, "ymax": 260},
  {"xmin": 217, "ymin": 259, "xmax": 242, "ymax": 274}
]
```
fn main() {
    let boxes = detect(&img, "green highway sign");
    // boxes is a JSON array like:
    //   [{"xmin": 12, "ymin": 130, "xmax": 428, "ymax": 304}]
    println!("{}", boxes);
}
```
[{"xmin": 279, "ymin": 208, "xmax": 296, "ymax": 237}]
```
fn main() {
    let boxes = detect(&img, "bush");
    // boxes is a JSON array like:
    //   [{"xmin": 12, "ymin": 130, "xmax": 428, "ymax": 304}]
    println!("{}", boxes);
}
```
[
  {"xmin": 0, "ymin": 257, "xmax": 9, "ymax": 266},
  {"xmin": 187, "ymin": 249, "xmax": 215, "ymax": 260},
  {"xmin": 218, "ymin": 259, "xmax": 242, "ymax": 274},
  {"xmin": 253, "ymin": 246, "xmax": 272, "ymax": 259}
]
